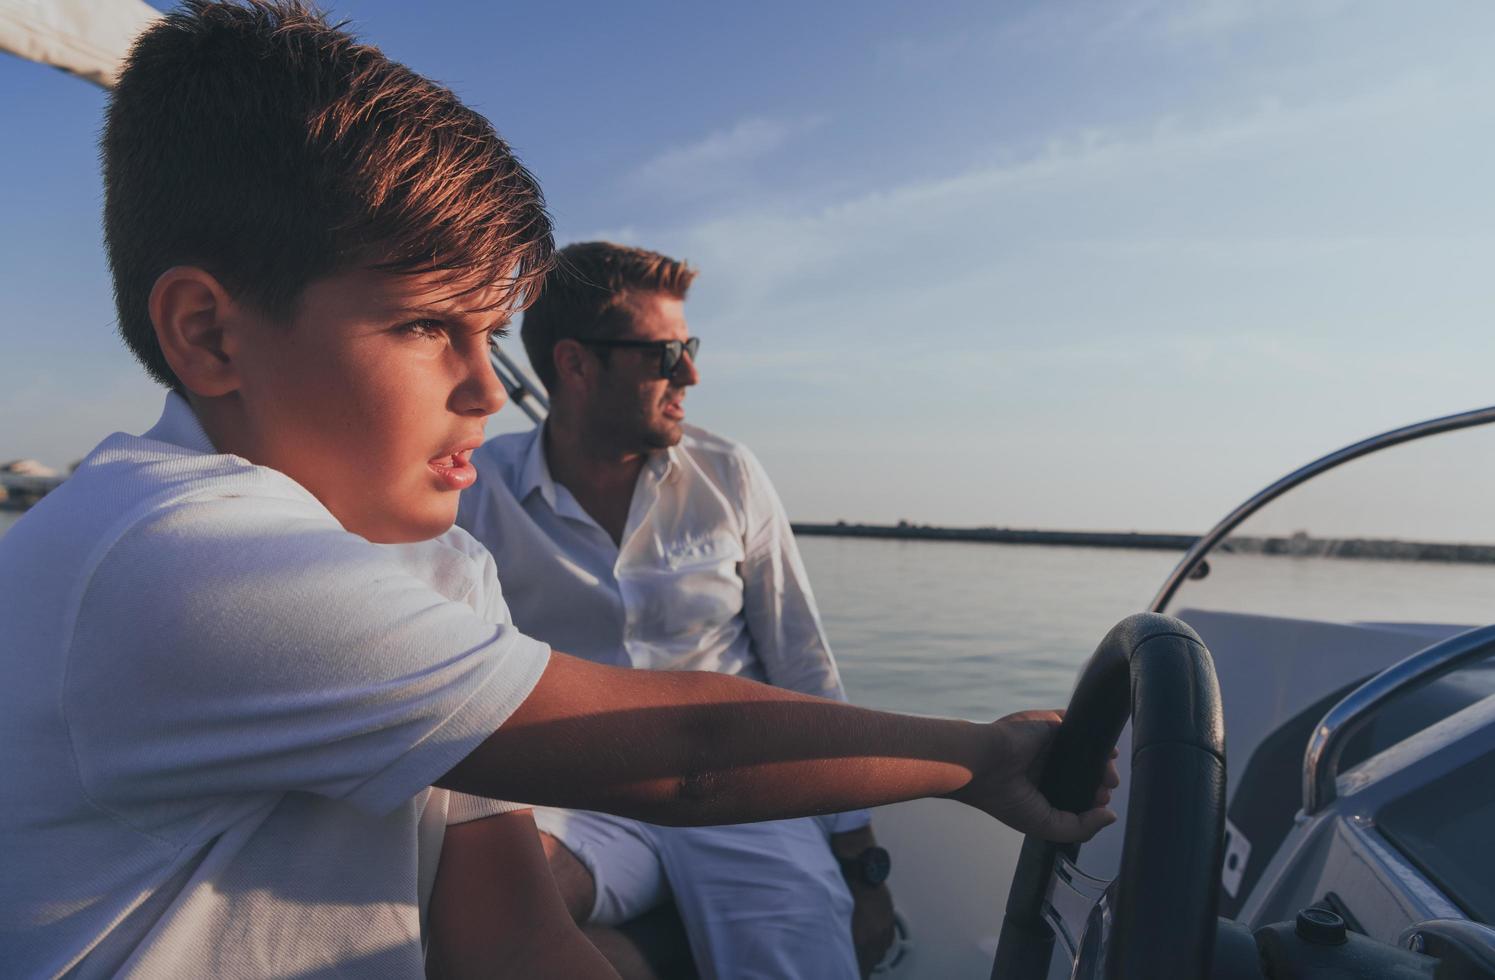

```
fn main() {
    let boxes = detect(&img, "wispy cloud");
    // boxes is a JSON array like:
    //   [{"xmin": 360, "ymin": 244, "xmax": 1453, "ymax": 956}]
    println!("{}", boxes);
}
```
[
  {"xmin": 1143, "ymin": 0, "xmax": 1362, "ymax": 40},
  {"xmin": 620, "ymin": 116, "xmax": 823, "ymax": 204},
  {"xmin": 522, "ymin": 3, "xmax": 1495, "ymax": 527},
  {"xmin": 620, "ymin": 39, "xmax": 1495, "ymax": 525},
  {"xmin": 654, "ymin": 53, "xmax": 1492, "ymax": 319}
]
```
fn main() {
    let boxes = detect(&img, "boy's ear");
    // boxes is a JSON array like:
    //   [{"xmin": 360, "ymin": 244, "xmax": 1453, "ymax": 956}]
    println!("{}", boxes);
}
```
[{"xmin": 149, "ymin": 266, "xmax": 244, "ymax": 397}]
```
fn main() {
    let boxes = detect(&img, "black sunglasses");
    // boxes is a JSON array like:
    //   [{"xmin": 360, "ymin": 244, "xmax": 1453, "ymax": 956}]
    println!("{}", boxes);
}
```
[{"xmin": 581, "ymin": 337, "xmax": 700, "ymax": 378}]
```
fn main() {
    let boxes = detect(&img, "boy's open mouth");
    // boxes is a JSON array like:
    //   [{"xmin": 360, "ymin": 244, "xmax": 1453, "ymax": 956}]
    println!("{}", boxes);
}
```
[{"xmin": 428, "ymin": 449, "xmax": 477, "ymax": 490}]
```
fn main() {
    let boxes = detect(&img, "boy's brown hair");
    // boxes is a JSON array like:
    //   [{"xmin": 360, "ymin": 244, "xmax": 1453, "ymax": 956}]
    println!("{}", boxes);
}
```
[
  {"xmin": 520, "ymin": 241, "xmax": 696, "ymax": 390},
  {"xmin": 103, "ymin": 0, "xmax": 554, "ymax": 389}
]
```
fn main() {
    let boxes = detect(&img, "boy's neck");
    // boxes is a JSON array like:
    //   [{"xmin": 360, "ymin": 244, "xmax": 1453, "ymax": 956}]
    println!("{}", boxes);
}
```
[{"xmin": 185, "ymin": 392, "xmax": 244, "ymax": 458}]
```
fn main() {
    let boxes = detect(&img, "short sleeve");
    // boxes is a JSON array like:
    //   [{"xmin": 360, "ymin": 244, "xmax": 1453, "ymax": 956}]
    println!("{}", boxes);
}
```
[
  {"xmin": 63, "ymin": 495, "xmax": 551, "ymax": 830},
  {"xmin": 443, "ymin": 791, "xmax": 528, "ymax": 825}
]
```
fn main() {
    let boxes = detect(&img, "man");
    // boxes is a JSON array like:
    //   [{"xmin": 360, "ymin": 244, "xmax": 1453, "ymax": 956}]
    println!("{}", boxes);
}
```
[{"xmin": 458, "ymin": 242, "xmax": 893, "ymax": 979}]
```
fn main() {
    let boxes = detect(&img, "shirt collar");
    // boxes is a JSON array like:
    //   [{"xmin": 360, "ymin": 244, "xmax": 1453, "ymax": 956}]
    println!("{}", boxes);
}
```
[
  {"xmin": 515, "ymin": 423, "xmax": 560, "ymax": 511},
  {"xmin": 650, "ymin": 444, "xmax": 681, "ymax": 484},
  {"xmin": 516, "ymin": 423, "xmax": 683, "ymax": 510},
  {"xmin": 142, "ymin": 391, "xmax": 218, "ymax": 455}
]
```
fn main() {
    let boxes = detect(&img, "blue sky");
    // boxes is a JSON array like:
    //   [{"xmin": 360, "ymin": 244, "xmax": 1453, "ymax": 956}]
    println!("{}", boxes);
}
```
[{"xmin": 3, "ymin": 0, "xmax": 1494, "ymax": 531}]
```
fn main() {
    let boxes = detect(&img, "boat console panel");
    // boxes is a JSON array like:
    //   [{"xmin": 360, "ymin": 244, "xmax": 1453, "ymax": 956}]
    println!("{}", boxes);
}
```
[
  {"xmin": 1378, "ymin": 751, "xmax": 1495, "ymax": 926},
  {"xmin": 1250, "ymin": 908, "xmax": 1438, "ymax": 978},
  {"xmin": 1209, "ymin": 909, "xmax": 1495, "ymax": 978}
]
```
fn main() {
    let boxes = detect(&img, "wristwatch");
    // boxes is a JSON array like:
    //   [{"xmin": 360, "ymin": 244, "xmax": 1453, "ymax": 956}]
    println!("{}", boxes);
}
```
[{"xmin": 837, "ymin": 845, "xmax": 891, "ymax": 887}]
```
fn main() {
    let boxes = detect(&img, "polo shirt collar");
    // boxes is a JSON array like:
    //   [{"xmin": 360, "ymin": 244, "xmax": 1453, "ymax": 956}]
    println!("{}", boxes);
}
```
[{"xmin": 144, "ymin": 392, "xmax": 217, "ymax": 456}]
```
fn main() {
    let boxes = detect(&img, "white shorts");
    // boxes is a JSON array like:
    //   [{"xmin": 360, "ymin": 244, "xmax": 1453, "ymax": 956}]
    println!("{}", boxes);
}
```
[
  {"xmin": 531, "ymin": 807, "xmax": 858, "ymax": 980},
  {"xmin": 531, "ymin": 806, "xmax": 670, "ymax": 925}
]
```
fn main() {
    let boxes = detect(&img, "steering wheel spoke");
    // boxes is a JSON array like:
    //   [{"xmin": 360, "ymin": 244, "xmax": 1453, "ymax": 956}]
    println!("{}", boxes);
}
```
[{"xmin": 1041, "ymin": 854, "xmax": 1112, "ymax": 958}]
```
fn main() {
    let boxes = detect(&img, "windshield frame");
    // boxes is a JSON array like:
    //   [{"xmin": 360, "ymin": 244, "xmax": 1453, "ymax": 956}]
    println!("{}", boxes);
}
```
[{"xmin": 1150, "ymin": 404, "xmax": 1495, "ymax": 615}]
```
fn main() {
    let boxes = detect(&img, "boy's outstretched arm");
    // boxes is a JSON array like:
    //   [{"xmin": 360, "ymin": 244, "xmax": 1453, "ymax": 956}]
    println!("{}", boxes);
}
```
[
  {"xmin": 426, "ymin": 808, "xmax": 620, "ymax": 980},
  {"xmin": 437, "ymin": 653, "xmax": 1116, "ymax": 842}
]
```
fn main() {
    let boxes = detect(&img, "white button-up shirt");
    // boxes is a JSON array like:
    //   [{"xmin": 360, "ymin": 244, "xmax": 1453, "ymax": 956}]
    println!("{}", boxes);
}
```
[{"xmin": 458, "ymin": 422, "xmax": 868, "ymax": 831}]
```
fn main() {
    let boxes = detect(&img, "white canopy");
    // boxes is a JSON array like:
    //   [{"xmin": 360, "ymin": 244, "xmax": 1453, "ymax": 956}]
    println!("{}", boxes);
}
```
[{"xmin": 0, "ymin": 0, "xmax": 160, "ymax": 88}]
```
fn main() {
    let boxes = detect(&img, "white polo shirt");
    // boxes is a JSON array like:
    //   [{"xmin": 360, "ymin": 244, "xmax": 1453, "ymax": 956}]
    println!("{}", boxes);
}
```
[
  {"xmin": 0, "ymin": 394, "xmax": 550, "ymax": 978},
  {"xmin": 457, "ymin": 422, "xmax": 867, "ymax": 833}
]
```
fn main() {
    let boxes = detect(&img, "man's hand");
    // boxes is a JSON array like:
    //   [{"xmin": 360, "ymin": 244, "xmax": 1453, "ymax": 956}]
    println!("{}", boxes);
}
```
[
  {"xmin": 847, "ymin": 880, "xmax": 894, "ymax": 978},
  {"xmin": 953, "ymin": 710, "xmax": 1120, "ymax": 843},
  {"xmin": 830, "ymin": 825, "xmax": 895, "ymax": 977}
]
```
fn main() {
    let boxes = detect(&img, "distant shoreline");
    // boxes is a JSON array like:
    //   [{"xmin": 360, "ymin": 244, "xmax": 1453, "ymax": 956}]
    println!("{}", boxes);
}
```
[
  {"xmin": 8, "ymin": 489, "xmax": 1495, "ymax": 565},
  {"xmin": 0, "ymin": 476, "xmax": 62, "ymax": 511},
  {"xmin": 792, "ymin": 522, "xmax": 1196, "ymax": 551},
  {"xmin": 792, "ymin": 522, "xmax": 1495, "ymax": 565}
]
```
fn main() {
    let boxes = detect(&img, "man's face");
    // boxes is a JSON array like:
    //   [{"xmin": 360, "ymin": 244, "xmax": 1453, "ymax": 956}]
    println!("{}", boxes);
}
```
[
  {"xmin": 226, "ymin": 268, "xmax": 509, "ymax": 543},
  {"xmin": 587, "ymin": 292, "xmax": 699, "ymax": 451}
]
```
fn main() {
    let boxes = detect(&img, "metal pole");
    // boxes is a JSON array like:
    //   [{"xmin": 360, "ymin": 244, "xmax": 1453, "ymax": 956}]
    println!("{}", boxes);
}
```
[{"xmin": 488, "ymin": 341, "xmax": 548, "ymax": 426}]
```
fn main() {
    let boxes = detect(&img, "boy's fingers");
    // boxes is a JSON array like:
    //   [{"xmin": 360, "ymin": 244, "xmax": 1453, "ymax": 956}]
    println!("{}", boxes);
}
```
[
  {"xmin": 1037, "ymin": 805, "xmax": 1117, "ymax": 844},
  {"xmin": 1076, "ymin": 807, "xmax": 1118, "ymax": 840}
]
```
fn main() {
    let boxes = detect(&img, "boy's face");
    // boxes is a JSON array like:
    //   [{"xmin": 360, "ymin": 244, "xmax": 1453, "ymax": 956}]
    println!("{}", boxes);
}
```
[{"xmin": 225, "ymin": 268, "xmax": 509, "ymax": 543}]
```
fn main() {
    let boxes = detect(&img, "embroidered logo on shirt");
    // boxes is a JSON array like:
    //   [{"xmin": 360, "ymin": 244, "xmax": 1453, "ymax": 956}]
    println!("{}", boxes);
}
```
[{"xmin": 663, "ymin": 532, "xmax": 740, "ymax": 568}]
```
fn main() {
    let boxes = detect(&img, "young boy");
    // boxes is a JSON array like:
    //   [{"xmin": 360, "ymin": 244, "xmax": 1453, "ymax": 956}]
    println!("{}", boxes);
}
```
[{"xmin": 0, "ymin": 3, "xmax": 1114, "ymax": 978}]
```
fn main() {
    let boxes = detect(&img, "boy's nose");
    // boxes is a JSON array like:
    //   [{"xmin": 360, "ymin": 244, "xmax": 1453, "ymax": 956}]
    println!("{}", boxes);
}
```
[{"xmin": 460, "ymin": 349, "xmax": 508, "ymax": 417}]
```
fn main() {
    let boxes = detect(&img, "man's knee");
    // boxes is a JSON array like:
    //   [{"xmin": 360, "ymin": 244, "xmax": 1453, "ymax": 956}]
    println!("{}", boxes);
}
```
[{"xmin": 539, "ymin": 831, "xmax": 597, "ymax": 925}]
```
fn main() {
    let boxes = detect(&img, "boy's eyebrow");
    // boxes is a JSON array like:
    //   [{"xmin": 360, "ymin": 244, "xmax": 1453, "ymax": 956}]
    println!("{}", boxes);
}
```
[{"xmin": 382, "ymin": 304, "xmax": 514, "ymax": 328}]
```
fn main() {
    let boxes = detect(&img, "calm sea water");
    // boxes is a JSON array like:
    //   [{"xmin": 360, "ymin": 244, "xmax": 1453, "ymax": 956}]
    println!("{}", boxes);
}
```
[
  {"xmin": 11, "ymin": 504, "xmax": 1488, "ymax": 722},
  {"xmin": 797, "ymin": 537, "xmax": 1179, "ymax": 720},
  {"xmin": 1, "ymin": 507, "xmax": 1177, "ymax": 718}
]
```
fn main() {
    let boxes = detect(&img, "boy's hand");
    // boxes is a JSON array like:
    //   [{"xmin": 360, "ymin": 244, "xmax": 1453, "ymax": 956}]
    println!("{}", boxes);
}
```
[{"xmin": 953, "ymin": 710, "xmax": 1120, "ymax": 843}]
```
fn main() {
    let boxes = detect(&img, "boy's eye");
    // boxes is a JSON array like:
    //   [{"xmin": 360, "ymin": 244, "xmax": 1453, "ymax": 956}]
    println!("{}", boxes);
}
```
[
  {"xmin": 398, "ymin": 319, "xmax": 446, "ymax": 340},
  {"xmin": 486, "ymin": 323, "xmax": 512, "ymax": 343}
]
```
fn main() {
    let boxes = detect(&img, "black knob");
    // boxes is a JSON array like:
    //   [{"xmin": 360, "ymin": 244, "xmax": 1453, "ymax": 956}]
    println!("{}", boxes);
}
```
[{"xmin": 1296, "ymin": 907, "xmax": 1348, "ymax": 946}]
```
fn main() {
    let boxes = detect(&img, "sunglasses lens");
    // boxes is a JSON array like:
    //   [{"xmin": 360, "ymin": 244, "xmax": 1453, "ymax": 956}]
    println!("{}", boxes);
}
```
[{"xmin": 660, "ymin": 338, "xmax": 699, "ymax": 377}]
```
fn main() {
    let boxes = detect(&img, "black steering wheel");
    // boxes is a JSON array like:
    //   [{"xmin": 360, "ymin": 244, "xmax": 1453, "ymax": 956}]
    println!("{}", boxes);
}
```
[{"xmin": 991, "ymin": 613, "xmax": 1227, "ymax": 979}]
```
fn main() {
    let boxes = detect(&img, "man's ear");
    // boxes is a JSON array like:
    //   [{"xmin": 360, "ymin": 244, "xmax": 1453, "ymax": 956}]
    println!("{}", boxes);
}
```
[
  {"xmin": 551, "ymin": 338, "xmax": 595, "ymax": 394},
  {"xmin": 148, "ymin": 266, "xmax": 244, "ymax": 398}
]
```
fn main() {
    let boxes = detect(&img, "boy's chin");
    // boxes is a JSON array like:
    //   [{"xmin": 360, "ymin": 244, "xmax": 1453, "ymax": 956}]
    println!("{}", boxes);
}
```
[{"xmin": 356, "ymin": 500, "xmax": 459, "ymax": 544}]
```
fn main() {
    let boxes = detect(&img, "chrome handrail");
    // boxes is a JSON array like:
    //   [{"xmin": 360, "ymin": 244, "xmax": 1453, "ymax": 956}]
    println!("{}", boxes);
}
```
[
  {"xmin": 1149, "ymin": 404, "xmax": 1495, "ymax": 614},
  {"xmin": 1302, "ymin": 624, "xmax": 1495, "ymax": 815},
  {"xmin": 488, "ymin": 340, "xmax": 549, "ymax": 426}
]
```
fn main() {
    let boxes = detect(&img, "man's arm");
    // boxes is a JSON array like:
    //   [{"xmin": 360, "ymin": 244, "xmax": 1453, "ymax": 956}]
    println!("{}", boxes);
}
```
[
  {"xmin": 436, "ymin": 652, "xmax": 1116, "ymax": 841},
  {"xmin": 426, "ymin": 808, "xmax": 620, "ymax": 980},
  {"xmin": 736, "ymin": 446, "xmax": 845, "ymax": 700},
  {"xmin": 736, "ymin": 446, "xmax": 872, "ymax": 832}
]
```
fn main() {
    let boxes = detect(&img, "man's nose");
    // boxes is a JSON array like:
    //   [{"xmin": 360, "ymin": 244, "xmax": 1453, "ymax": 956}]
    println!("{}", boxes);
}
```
[{"xmin": 673, "ymin": 349, "xmax": 699, "ymax": 387}]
